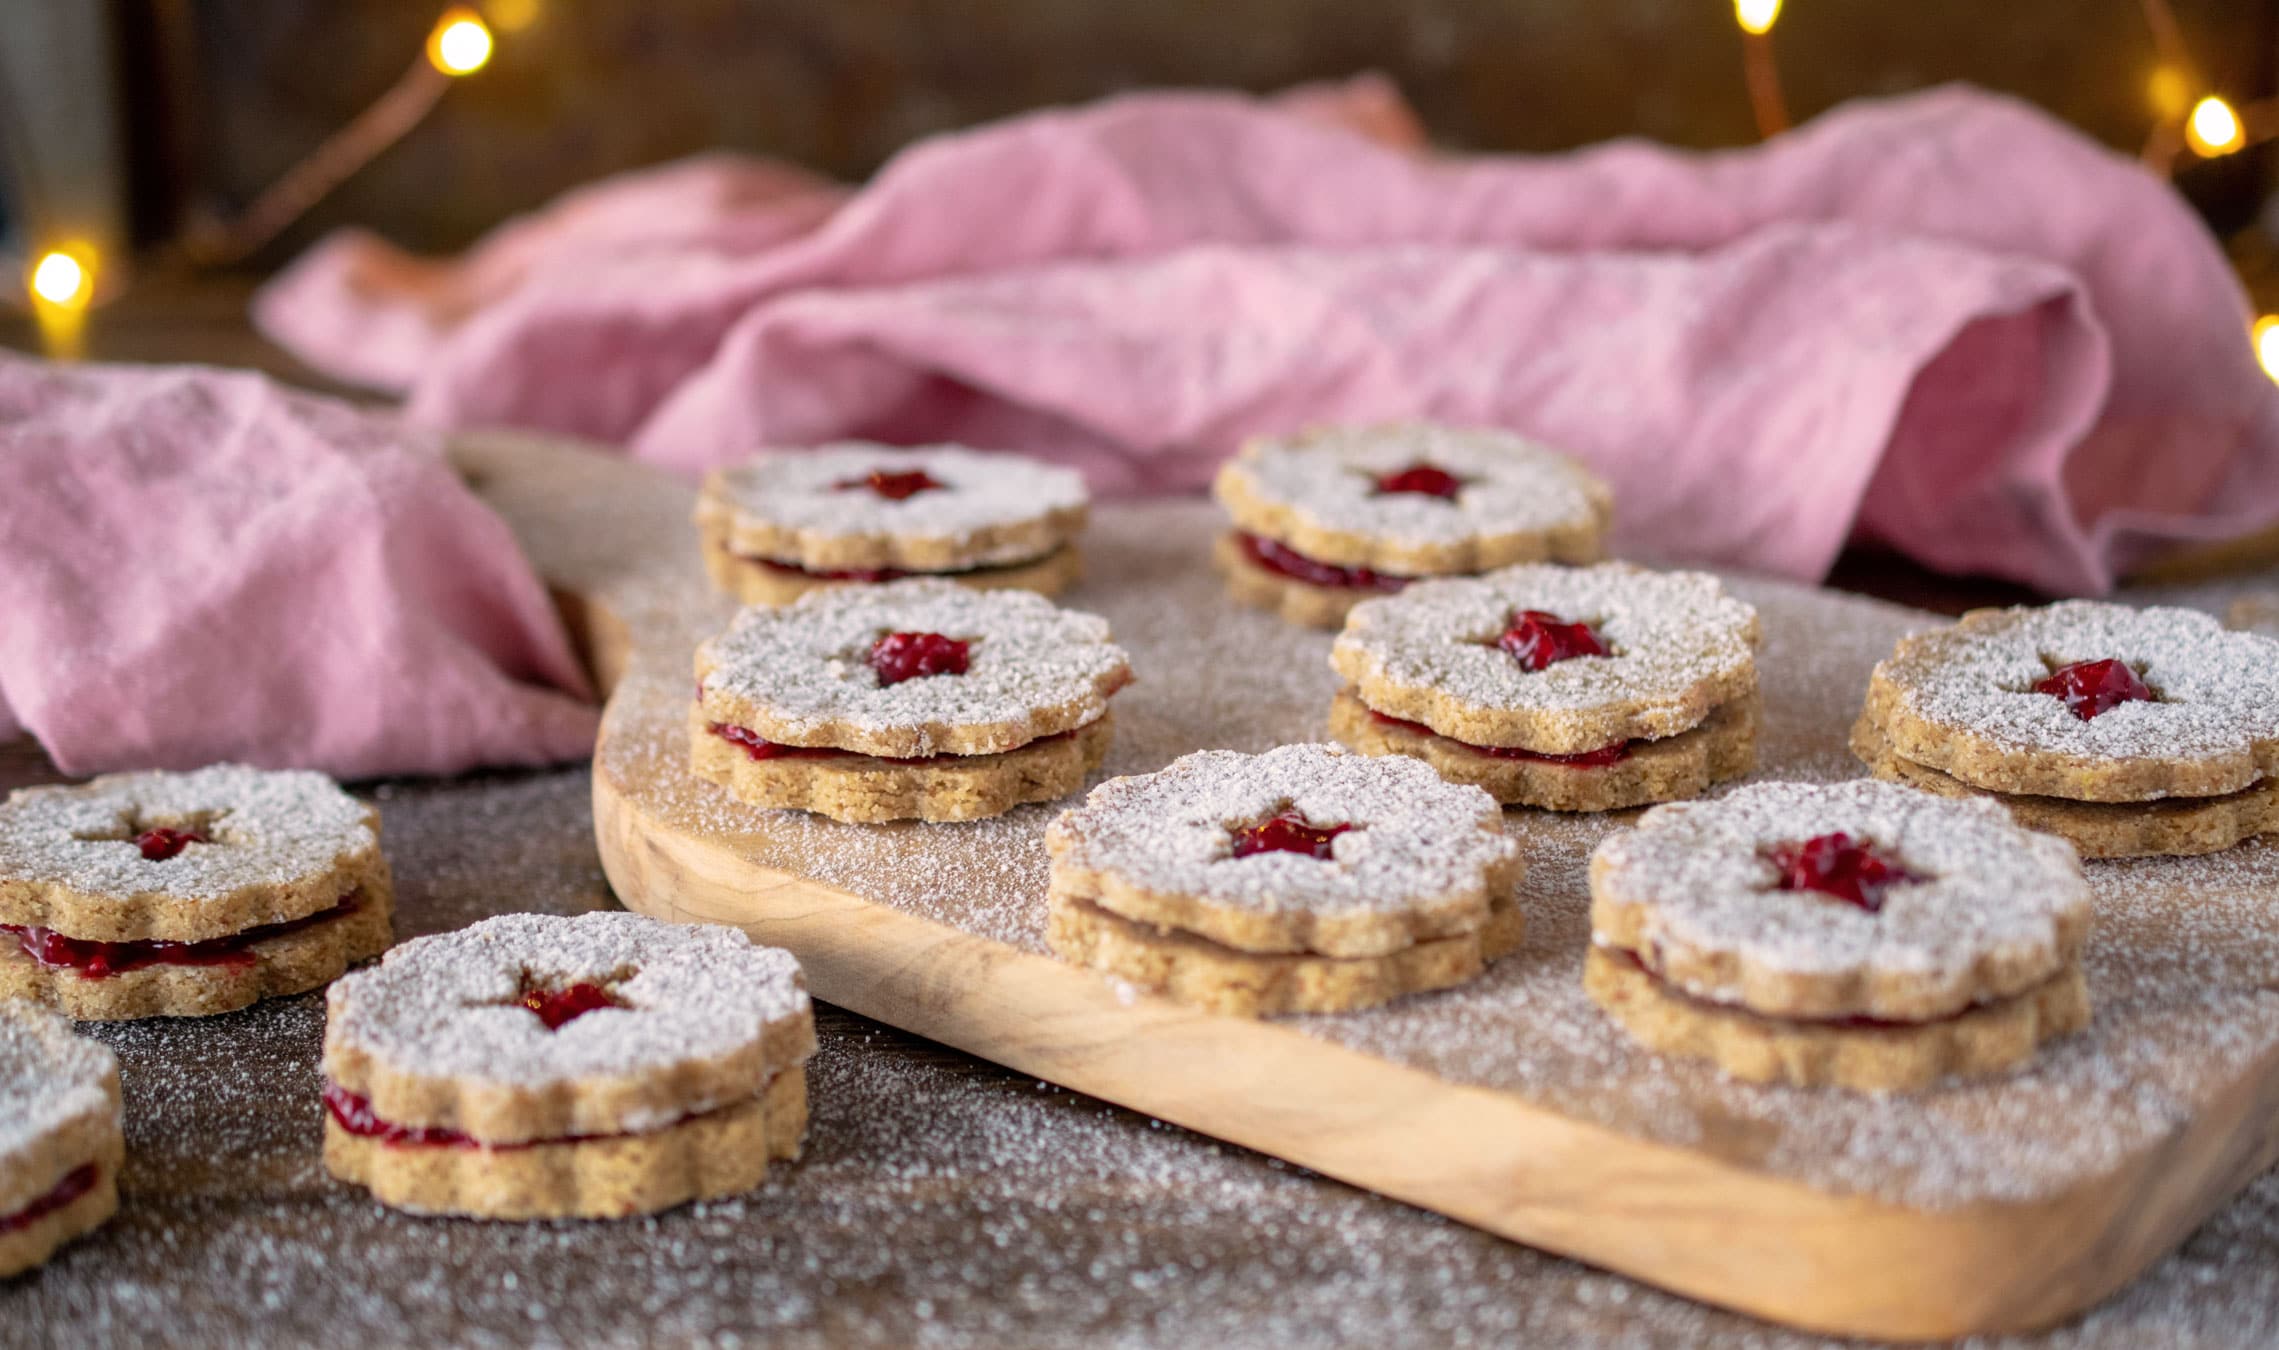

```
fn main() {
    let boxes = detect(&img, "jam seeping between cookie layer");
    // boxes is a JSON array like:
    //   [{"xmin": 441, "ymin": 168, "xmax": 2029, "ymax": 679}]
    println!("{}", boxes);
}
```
[
  {"xmin": 2033, "ymin": 658, "xmax": 2154, "ymax": 721},
  {"xmin": 1229, "ymin": 809, "xmax": 1352, "ymax": 860},
  {"xmin": 1365, "ymin": 709, "xmax": 1631, "ymax": 767},
  {"xmin": 1, "ymin": 891, "xmax": 365, "ymax": 980},
  {"xmin": 321, "ymin": 1082, "xmax": 740, "ymax": 1153},
  {"xmin": 1767, "ymin": 833, "xmax": 1917, "ymax": 913},
  {"xmin": 0, "ymin": 1163, "xmax": 98, "ymax": 1234},
  {"xmin": 706, "ymin": 722, "xmax": 1077, "ymax": 765},
  {"xmin": 1234, "ymin": 533, "xmax": 1411, "ymax": 593}
]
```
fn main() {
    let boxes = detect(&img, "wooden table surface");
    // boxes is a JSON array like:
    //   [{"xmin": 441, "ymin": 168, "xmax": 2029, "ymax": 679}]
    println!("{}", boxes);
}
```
[{"xmin": 5, "ymin": 286, "xmax": 2278, "ymax": 1346}]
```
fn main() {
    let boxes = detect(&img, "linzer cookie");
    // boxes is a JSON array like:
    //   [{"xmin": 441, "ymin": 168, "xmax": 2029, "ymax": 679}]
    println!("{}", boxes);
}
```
[
  {"xmin": 695, "ymin": 443, "xmax": 1088, "ymax": 605},
  {"xmin": 322, "ymin": 911, "xmax": 815, "ymax": 1221},
  {"xmin": 0, "ymin": 1003, "xmax": 121, "ymax": 1276},
  {"xmin": 1328, "ymin": 562, "xmax": 1760, "ymax": 811},
  {"xmin": 1587, "ymin": 780, "xmax": 2092, "ymax": 1093},
  {"xmin": 0, "ymin": 765, "xmax": 394, "ymax": 1020},
  {"xmin": 692, "ymin": 578, "xmax": 1133, "ymax": 822},
  {"xmin": 1212, "ymin": 423, "xmax": 1612, "ymax": 628},
  {"xmin": 1045, "ymin": 743, "xmax": 1525, "ymax": 1016},
  {"xmin": 1850, "ymin": 601, "xmax": 2279, "ymax": 857}
]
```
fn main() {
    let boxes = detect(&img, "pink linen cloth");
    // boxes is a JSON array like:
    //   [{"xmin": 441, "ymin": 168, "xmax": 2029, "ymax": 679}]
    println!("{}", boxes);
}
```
[
  {"xmin": 255, "ymin": 76, "xmax": 2279, "ymax": 595},
  {"xmin": 0, "ymin": 352, "xmax": 599, "ymax": 777}
]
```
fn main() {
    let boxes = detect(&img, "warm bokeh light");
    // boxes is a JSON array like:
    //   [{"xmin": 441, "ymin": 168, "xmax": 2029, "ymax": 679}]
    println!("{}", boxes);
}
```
[
  {"xmin": 1735, "ymin": 0, "xmax": 1782, "ymax": 36},
  {"xmin": 2186, "ymin": 95, "xmax": 2245, "ymax": 157},
  {"xmin": 484, "ymin": 0, "xmax": 540, "ymax": 34},
  {"xmin": 2147, "ymin": 66, "xmax": 2193, "ymax": 120},
  {"xmin": 29, "ymin": 251, "xmax": 90, "ymax": 309},
  {"xmin": 2254, "ymin": 316, "xmax": 2279, "ymax": 384},
  {"xmin": 427, "ymin": 8, "xmax": 494, "ymax": 76}
]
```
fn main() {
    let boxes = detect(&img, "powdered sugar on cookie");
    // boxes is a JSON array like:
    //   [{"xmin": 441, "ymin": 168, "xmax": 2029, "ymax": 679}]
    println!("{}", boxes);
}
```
[
  {"xmin": 0, "ymin": 1002, "xmax": 115, "ymax": 1171},
  {"xmin": 1223, "ymin": 425, "xmax": 1608, "ymax": 546},
  {"xmin": 700, "ymin": 443, "xmax": 1086, "ymax": 564}
]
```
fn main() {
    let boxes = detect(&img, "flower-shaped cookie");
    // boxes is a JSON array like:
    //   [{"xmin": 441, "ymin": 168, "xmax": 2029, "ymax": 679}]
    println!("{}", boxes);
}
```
[{"xmin": 0, "ymin": 1003, "xmax": 121, "ymax": 1276}]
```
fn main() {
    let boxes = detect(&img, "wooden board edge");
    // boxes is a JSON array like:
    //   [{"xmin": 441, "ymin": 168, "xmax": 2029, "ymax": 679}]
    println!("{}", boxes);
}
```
[{"xmin": 592, "ymin": 741, "xmax": 2265, "ymax": 1341}]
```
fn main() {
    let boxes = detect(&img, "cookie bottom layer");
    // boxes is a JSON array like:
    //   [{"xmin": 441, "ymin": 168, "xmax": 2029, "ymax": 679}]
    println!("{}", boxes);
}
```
[
  {"xmin": 1851, "ymin": 715, "xmax": 2279, "ymax": 858},
  {"xmin": 326, "ymin": 1066, "xmax": 809, "ymax": 1221},
  {"xmin": 1583, "ymin": 946, "xmax": 2090, "ymax": 1094},
  {"xmin": 1211, "ymin": 531, "xmax": 1424, "ymax": 630},
  {"xmin": 0, "ymin": 1143, "xmax": 122, "ymax": 1278},
  {"xmin": 692, "ymin": 711, "xmax": 1114, "ymax": 823},
  {"xmin": 0, "ymin": 887, "xmax": 395, "ymax": 1021},
  {"xmin": 700, "ymin": 530, "xmax": 1081, "ymax": 606},
  {"xmin": 1046, "ymin": 894, "xmax": 1526, "ymax": 1018},
  {"xmin": 1330, "ymin": 688, "xmax": 1759, "ymax": 811}
]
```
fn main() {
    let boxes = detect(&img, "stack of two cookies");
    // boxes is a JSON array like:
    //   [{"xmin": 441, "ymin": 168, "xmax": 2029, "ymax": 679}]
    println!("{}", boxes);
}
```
[
  {"xmin": 1852, "ymin": 601, "xmax": 2279, "ymax": 857},
  {"xmin": 1044, "ymin": 743, "xmax": 1525, "ymax": 1017},
  {"xmin": 1328, "ymin": 563, "xmax": 1762, "ymax": 812}
]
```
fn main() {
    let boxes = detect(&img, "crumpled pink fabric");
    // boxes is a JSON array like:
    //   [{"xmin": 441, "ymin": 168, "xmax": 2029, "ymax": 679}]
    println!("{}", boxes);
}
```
[
  {"xmin": 255, "ymin": 76, "xmax": 2279, "ymax": 595},
  {"xmin": 0, "ymin": 352, "xmax": 599, "ymax": 777}
]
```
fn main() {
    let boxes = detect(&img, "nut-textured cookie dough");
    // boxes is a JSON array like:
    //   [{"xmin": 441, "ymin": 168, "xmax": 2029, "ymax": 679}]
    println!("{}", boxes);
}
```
[
  {"xmin": 1047, "ymin": 743, "xmax": 1523, "ymax": 960},
  {"xmin": 1859, "ymin": 602, "xmax": 2279, "ymax": 802},
  {"xmin": 1589, "ymin": 780, "xmax": 2091, "ymax": 1023},
  {"xmin": 1851, "ymin": 714, "xmax": 2279, "ymax": 859},
  {"xmin": 1049, "ymin": 895, "xmax": 1526, "ymax": 1017},
  {"xmin": 700, "ymin": 533, "xmax": 1082, "ymax": 606},
  {"xmin": 1582, "ymin": 946, "xmax": 2090, "ymax": 1093},
  {"xmin": 1330, "ymin": 687, "xmax": 1760, "ymax": 812},
  {"xmin": 1331, "ymin": 563, "xmax": 1761, "ymax": 754},
  {"xmin": 1212, "ymin": 423, "xmax": 1611, "ymax": 574},
  {"xmin": 0, "ymin": 1002, "xmax": 122, "ymax": 1276},
  {"xmin": 0, "ymin": 764, "xmax": 388, "ymax": 943},
  {"xmin": 695, "ymin": 443, "xmax": 1088, "ymax": 573},
  {"xmin": 695, "ymin": 579, "xmax": 1133, "ymax": 759},
  {"xmin": 2, "ymin": 885, "xmax": 395, "ymax": 1021},
  {"xmin": 692, "ymin": 708, "xmax": 1115, "ymax": 823}
]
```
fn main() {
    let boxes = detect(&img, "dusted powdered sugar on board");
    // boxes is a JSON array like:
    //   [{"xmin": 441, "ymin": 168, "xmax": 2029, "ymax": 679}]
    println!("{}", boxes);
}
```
[{"xmin": 586, "ymin": 490, "xmax": 2279, "ymax": 1213}]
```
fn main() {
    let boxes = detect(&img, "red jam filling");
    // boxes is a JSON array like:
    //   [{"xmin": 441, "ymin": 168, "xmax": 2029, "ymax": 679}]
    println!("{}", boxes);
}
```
[
  {"xmin": 1366, "ymin": 710, "xmax": 1630, "ymax": 766},
  {"xmin": 1234, "ymin": 533, "xmax": 1410, "ymax": 594},
  {"xmin": 753, "ymin": 557, "xmax": 913, "ymax": 582},
  {"xmin": 135, "ymin": 827, "xmax": 206, "ymax": 861},
  {"xmin": 1372, "ymin": 464, "xmax": 1464, "ymax": 498},
  {"xmin": 868, "ymin": 631, "xmax": 971, "ymax": 685},
  {"xmin": 1497, "ymin": 609, "xmax": 1609, "ymax": 671},
  {"xmin": 708, "ymin": 723, "xmax": 852, "ymax": 761},
  {"xmin": 2034, "ymin": 658, "xmax": 2153, "ymax": 721},
  {"xmin": 323, "ymin": 1083, "xmax": 718, "ymax": 1152},
  {"xmin": 1230, "ymin": 809, "xmax": 1352, "ymax": 860},
  {"xmin": 1767, "ymin": 833, "xmax": 1916, "ymax": 913},
  {"xmin": 2, "ymin": 891, "xmax": 362, "ymax": 980},
  {"xmin": 836, "ymin": 468, "xmax": 945, "ymax": 500},
  {"xmin": 521, "ymin": 982, "xmax": 624, "ymax": 1030},
  {"xmin": 0, "ymin": 1163, "xmax": 98, "ymax": 1234}
]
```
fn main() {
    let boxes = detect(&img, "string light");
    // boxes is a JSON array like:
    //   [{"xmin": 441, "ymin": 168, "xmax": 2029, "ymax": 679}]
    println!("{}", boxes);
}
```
[
  {"xmin": 427, "ymin": 8, "xmax": 494, "ymax": 77},
  {"xmin": 2185, "ymin": 95, "xmax": 2245, "ymax": 157},
  {"xmin": 29, "ymin": 252, "xmax": 89, "ymax": 308},
  {"xmin": 2254, "ymin": 317, "xmax": 2279, "ymax": 384},
  {"xmin": 24, "ymin": 247, "xmax": 96, "ymax": 361},
  {"xmin": 2147, "ymin": 66, "xmax": 2193, "ymax": 119},
  {"xmin": 1735, "ymin": 0, "xmax": 1782, "ymax": 37}
]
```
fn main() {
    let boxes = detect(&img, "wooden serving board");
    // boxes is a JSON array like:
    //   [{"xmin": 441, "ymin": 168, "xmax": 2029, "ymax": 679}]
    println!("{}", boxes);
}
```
[{"xmin": 461, "ymin": 432, "xmax": 2279, "ymax": 1342}]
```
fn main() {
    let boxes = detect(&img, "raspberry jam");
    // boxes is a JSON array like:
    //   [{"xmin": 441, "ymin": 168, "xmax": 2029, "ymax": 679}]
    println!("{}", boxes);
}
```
[
  {"xmin": 322, "ymin": 1083, "xmax": 711, "ymax": 1152},
  {"xmin": 1497, "ymin": 610, "xmax": 1609, "ymax": 671},
  {"xmin": 753, "ymin": 557, "xmax": 912, "ymax": 583},
  {"xmin": 1768, "ymin": 833, "xmax": 1916, "ymax": 913},
  {"xmin": 520, "ymin": 981, "xmax": 624, "ymax": 1030},
  {"xmin": 836, "ymin": 468, "xmax": 945, "ymax": 500},
  {"xmin": 2034, "ymin": 658, "xmax": 2153, "ymax": 721},
  {"xmin": 868, "ymin": 631, "xmax": 971, "ymax": 685},
  {"xmin": 1372, "ymin": 464, "xmax": 1464, "ymax": 498},
  {"xmin": 1366, "ymin": 710, "xmax": 1630, "ymax": 766},
  {"xmin": 1230, "ymin": 809, "xmax": 1352, "ymax": 860},
  {"xmin": 2, "ymin": 891, "xmax": 362, "ymax": 980},
  {"xmin": 135, "ymin": 827, "xmax": 206, "ymax": 861},
  {"xmin": 708, "ymin": 723, "xmax": 852, "ymax": 761},
  {"xmin": 0, "ymin": 1163, "xmax": 98, "ymax": 1233},
  {"xmin": 1234, "ymin": 533, "xmax": 1409, "ymax": 593}
]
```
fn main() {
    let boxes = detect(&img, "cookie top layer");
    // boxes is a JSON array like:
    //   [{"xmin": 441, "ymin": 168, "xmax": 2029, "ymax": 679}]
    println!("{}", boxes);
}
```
[
  {"xmin": 1331, "ymin": 563, "xmax": 1760, "ymax": 754},
  {"xmin": 697, "ymin": 443, "xmax": 1089, "ymax": 572},
  {"xmin": 324, "ymin": 912, "xmax": 812, "ymax": 1143},
  {"xmin": 1046, "ymin": 743, "xmax": 1522, "ymax": 959},
  {"xmin": 1589, "ymin": 780, "xmax": 2091, "ymax": 1022},
  {"xmin": 0, "ymin": 765, "xmax": 383, "ymax": 944},
  {"xmin": 697, "ymin": 578, "xmax": 1134, "ymax": 758},
  {"xmin": 0, "ymin": 1002, "xmax": 119, "ymax": 1210},
  {"xmin": 1212, "ymin": 424, "xmax": 1611, "ymax": 574},
  {"xmin": 1864, "ymin": 602, "xmax": 2279, "ymax": 802}
]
